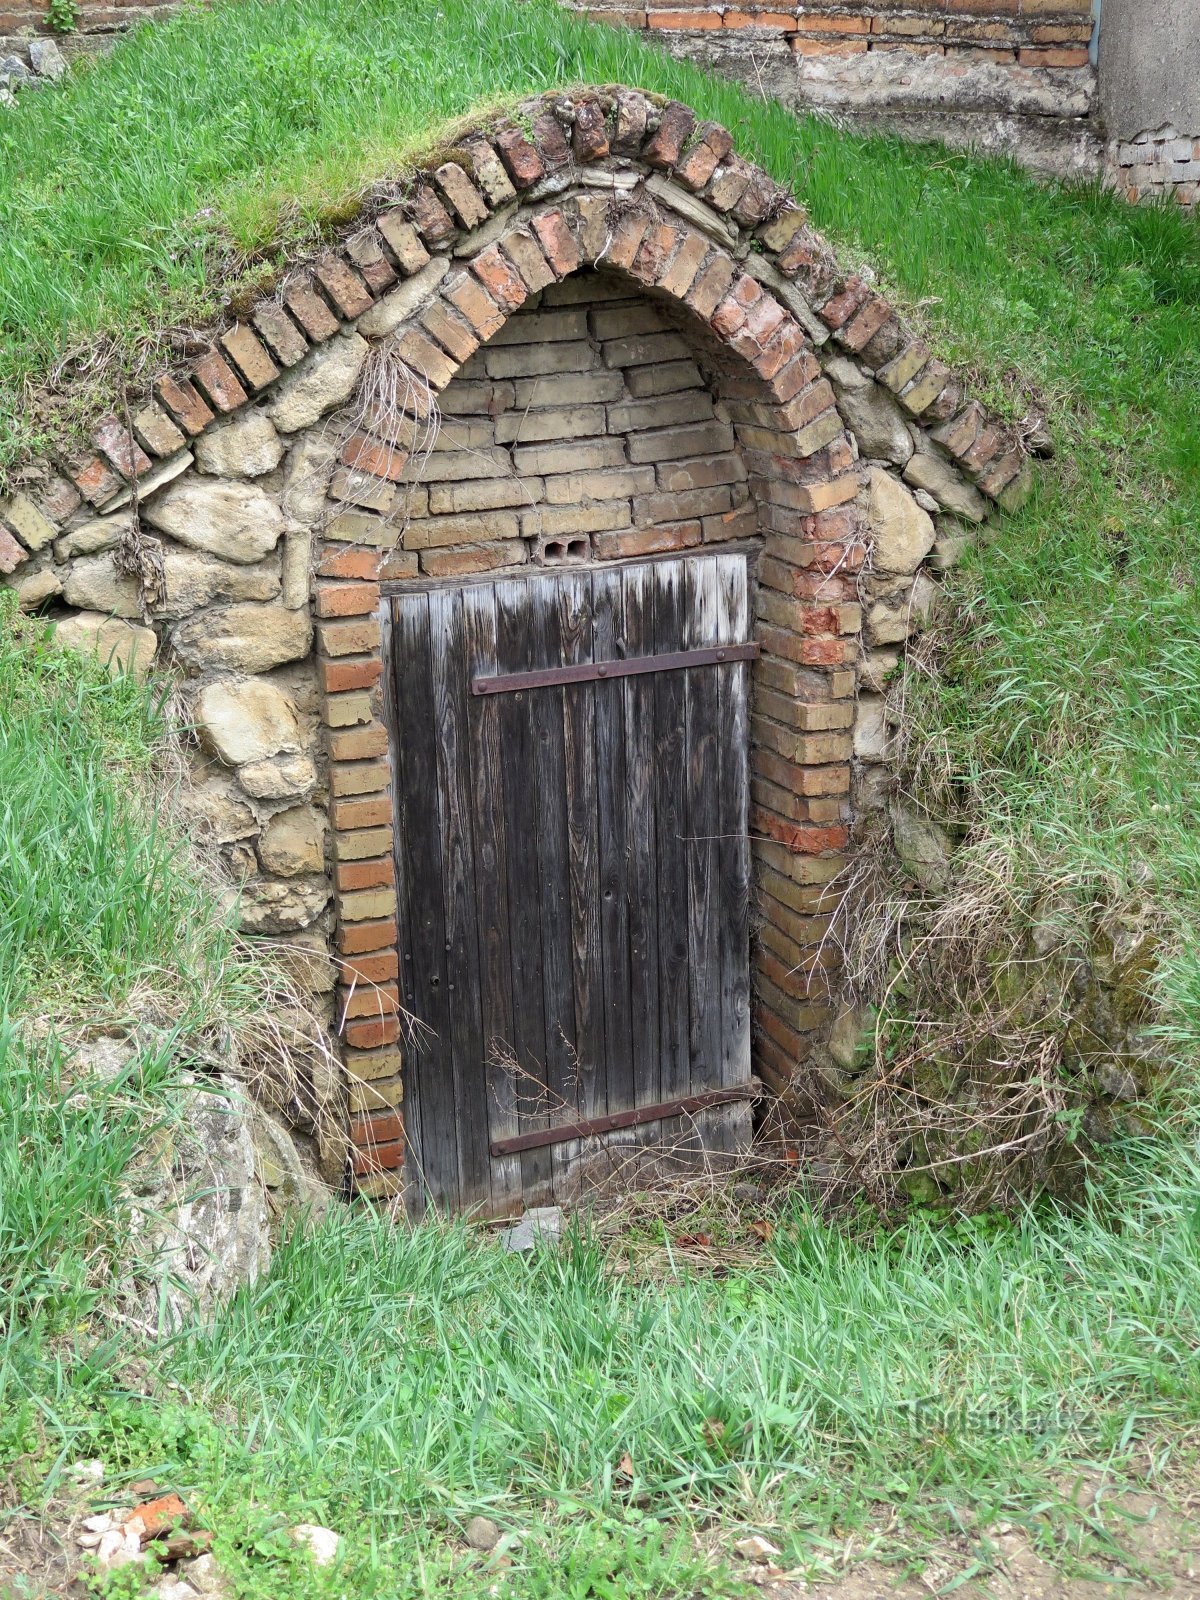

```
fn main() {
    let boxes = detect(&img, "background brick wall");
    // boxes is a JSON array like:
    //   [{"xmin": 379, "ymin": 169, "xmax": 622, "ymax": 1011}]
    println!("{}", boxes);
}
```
[{"xmin": 578, "ymin": 0, "xmax": 1102, "ymax": 178}]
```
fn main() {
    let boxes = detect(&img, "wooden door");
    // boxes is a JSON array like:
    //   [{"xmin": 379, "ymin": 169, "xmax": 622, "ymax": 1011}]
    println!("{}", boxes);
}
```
[{"xmin": 383, "ymin": 554, "xmax": 754, "ymax": 1216}]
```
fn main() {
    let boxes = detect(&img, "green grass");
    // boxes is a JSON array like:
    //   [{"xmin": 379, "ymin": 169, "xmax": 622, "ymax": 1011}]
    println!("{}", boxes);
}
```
[{"xmin": 1, "ymin": 3, "xmax": 1199, "ymax": 1592}]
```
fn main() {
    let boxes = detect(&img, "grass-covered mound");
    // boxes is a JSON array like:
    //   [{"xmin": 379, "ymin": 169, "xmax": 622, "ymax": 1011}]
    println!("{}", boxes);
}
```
[
  {"xmin": 2, "ymin": 603, "xmax": 1200, "ymax": 1594},
  {"xmin": 1, "ymin": 0, "xmax": 1197, "ymax": 1076}
]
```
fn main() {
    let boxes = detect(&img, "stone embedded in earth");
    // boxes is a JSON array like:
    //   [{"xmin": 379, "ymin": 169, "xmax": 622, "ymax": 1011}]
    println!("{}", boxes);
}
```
[
  {"xmin": 14, "ymin": 566, "xmax": 63, "ymax": 610},
  {"xmin": 177, "ymin": 773, "xmax": 257, "ymax": 844},
  {"xmin": 868, "ymin": 466, "xmax": 936, "ymax": 575},
  {"xmin": 61, "ymin": 553, "xmax": 142, "ymax": 618},
  {"xmin": 194, "ymin": 678, "xmax": 301, "ymax": 766},
  {"xmin": 891, "ymin": 799, "xmax": 952, "ymax": 893},
  {"xmin": 155, "ymin": 548, "xmax": 280, "ymax": 620},
  {"xmin": 258, "ymin": 805, "xmax": 326, "ymax": 876},
  {"xmin": 464, "ymin": 1516, "xmax": 501, "ymax": 1552},
  {"xmin": 28, "ymin": 38, "xmax": 66, "ymax": 79},
  {"xmin": 282, "ymin": 433, "xmax": 339, "ymax": 524},
  {"xmin": 143, "ymin": 477, "xmax": 285, "ymax": 564},
  {"xmin": 193, "ymin": 411, "xmax": 285, "ymax": 478},
  {"xmin": 500, "ymin": 1206, "xmax": 562, "ymax": 1253},
  {"xmin": 52, "ymin": 611, "xmax": 157, "ymax": 679},
  {"xmin": 903, "ymin": 448, "xmax": 988, "ymax": 523},
  {"xmin": 289, "ymin": 1524, "xmax": 342, "ymax": 1568},
  {"xmin": 170, "ymin": 602, "xmax": 312, "ymax": 673},
  {"xmin": 56, "ymin": 512, "xmax": 132, "ymax": 561},
  {"xmin": 235, "ymin": 875, "xmax": 330, "ymax": 934},
  {"xmin": 826, "ymin": 356, "xmax": 912, "ymax": 466},
  {"xmin": 237, "ymin": 751, "xmax": 318, "ymax": 801},
  {"xmin": 266, "ymin": 333, "xmax": 369, "ymax": 433}
]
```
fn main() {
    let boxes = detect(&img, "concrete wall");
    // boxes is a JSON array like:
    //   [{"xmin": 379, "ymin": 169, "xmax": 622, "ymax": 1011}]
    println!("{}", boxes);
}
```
[
  {"xmin": 1100, "ymin": 0, "xmax": 1200, "ymax": 205},
  {"xmin": 1099, "ymin": 0, "xmax": 1200, "ymax": 141}
]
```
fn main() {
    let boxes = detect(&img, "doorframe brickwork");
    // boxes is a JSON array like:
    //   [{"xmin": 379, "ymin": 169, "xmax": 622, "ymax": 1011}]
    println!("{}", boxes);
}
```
[{"xmin": 0, "ymin": 88, "xmax": 1030, "ymax": 1200}]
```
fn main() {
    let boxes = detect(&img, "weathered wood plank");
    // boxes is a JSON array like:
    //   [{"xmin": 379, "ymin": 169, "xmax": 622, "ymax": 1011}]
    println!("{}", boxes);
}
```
[
  {"xmin": 560, "ymin": 572, "xmax": 605, "ymax": 1119},
  {"xmin": 622, "ymin": 561, "xmax": 660, "ymax": 1113},
  {"xmin": 593, "ymin": 565, "xmax": 633, "ymax": 1117},
  {"xmin": 388, "ymin": 593, "xmax": 458, "ymax": 1213},
  {"xmin": 527, "ymin": 575, "xmax": 578, "ymax": 1198},
  {"xmin": 494, "ymin": 575, "xmax": 553, "ymax": 1201},
  {"xmin": 429, "ymin": 586, "xmax": 492, "ymax": 1215},
  {"xmin": 716, "ymin": 554, "xmax": 753, "ymax": 1095},
  {"xmin": 683, "ymin": 558, "xmax": 722, "ymax": 1093},
  {"xmin": 461, "ymin": 582, "xmax": 523, "ymax": 1214},
  {"xmin": 652, "ymin": 560, "xmax": 691, "ymax": 1105}
]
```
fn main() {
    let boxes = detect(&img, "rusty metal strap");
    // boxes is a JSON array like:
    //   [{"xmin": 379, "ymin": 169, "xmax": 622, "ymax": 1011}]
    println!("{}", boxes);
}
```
[
  {"xmin": 489, "ymin": 1082, "xmax": 760, "ymax": 1156},
  {"xmin": 471, "ymin": 643, "xmax": 759, "ymax": 697}
]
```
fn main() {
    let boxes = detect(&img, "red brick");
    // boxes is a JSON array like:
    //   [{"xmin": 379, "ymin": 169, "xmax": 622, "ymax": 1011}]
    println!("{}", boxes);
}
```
[
  {"xmin": 594, "ymin": 522, "xmax": 701, "ymax": 559},
  {"xmin": 316, "ymin": 545, "xmax": 386, "ymax": 581},
  {"xmin": 471, "ymin": 245, "xmax": 529, "ymax": 313},
  {"xmin": 0, "ymin": 525, "xmax": 28, "ymax": 574},
  {"xmin": 251, "ymin": 303, "xmax": 310, "ymax": 367},
  {"xmin": 686, "ymin": 253, "xmax": 738, "ymax": 319},
  {"xmin": 395, "ymin": 327, "xmax": 457, "ymax": 390},
  {"xmin": 839, "ymin": 295, "xmax": 892, "ymax": 353},
  {"xmin": 420, "ymin": 301, "xmax": 479, "ymax": 364},
  {"xmin": 67, "ymin": 453, "xmax": 123, "ymax": 506},
  {"xmin": 612, "ymin": 89, "xmax": 650, "ymax": 155},
  {"xmin": 444, "ymin": 270, "xmax": 506, "ymax": 338},
  {"xmin": 341, "ymin": 969, "xmax": 402, "ymax": 1018},
  {"xmin": 725, "ymin": 10, "xmax": 794, "ymax": 26},
  {"xmin": 341, "ymin": 950, "xmax": 400, "ymax": 985},
  {"xmin": 818, "ymin": 277, "xmax": 869, "ymax": 330},
  {"xmin": 1017, "ymin": 45, "xmax": 1089, "ymax": 66},
  {"xmin": 793, "ymin": 12, "xmax": 870, "ymax": 31},
  {"xmin": 314, "ymin": 254, "xmax": 374, "ymax": 320},
  {"xmin": 675, "ymin": 121, "xmax": 734, "ymax": 189},
  {"xmin": 495, "ymin": 126, "xmax": 546, "ymax": 189},
  {"xmin": 284, "ymin": 278, "xmax": 341, "ymax": 341},
  {"xmin": 337, "ymin": 856, "xmax": 395, "ymax": 892},
  {"xmin": 345, "ymin": 228, "xmax": 399, "ymax": 295},
  {"xmin": 792, "ymin": 36, "xmax": 869, "ymax": 54},
  {"xmin": 155, "ymin": 375, "xmax": 215, "ymax": 435},
  {"xmin": 337, "ymin": 917, "xmax": 398, "ymax": 955},
  {"xmin": 351, "ymin": 1137, "xmax": 405, "ymax": 1175},
  {"xmin": 434, "ymin": 162, "xmax": 490, "ymax": 228},
  {"xmin": 191, "ymin": 348, "xmax": 249, "ymax": 413},
  {"xmin": 91, "ymin": 416, "xmax": 152, "ymax": 481},
  {"xmin": 648, "ymin": 10, "xmax": 721, "ymax": 26},
  {"xmin": 219, "ymin": 323, "xmax": 280, "ymax": 390},
  {"xmin": 752, "ymin": 810, "xmax": 850, "ymax": 854},
  {"xmin": 342, "ymin": 433, "xmax": 410, "ymax": 482},
  {"xmin": 345, "ymin": 1017, "xmax": 401, "ymax": 1050},
  {"xmin": 532, "ymin": 111, "xmax": 572, "ymax": 171},
  {"xmin": 349, "ymin": 1111, "xmax": 405, "ymax": 1147},
  {"xmin": 320, "ymin": 655, "xmax": 383, "ymax": 693},
  {"xmin": 332, "ymin": 796, "xmax": 392, "ymax": 830},
  {"xmin": 377, "ymin": 212, "xmax": 432, "ymax": 274},
  {"xmin": 605, "ymin": 212, "xmax": 651, "ymax": 271},
  {"xmin": 329, "ymin": 723, "xmax": 389, "ymax": 761},
  {"xmin": 315, "ymin": 581, "xmax": 381, "ymax": 619},
  {"xmin": 532, "ymin": 210, "xmax": 582, "ymax": 279},
  {"xmin": 644, "ymin": 100, "xmax": 697, "ymax": 167},
  {"xmin": 572, "ymin": 97, "xmax": 611, "ymax": 162},
  {"xmin": 409, "ymin": 183, "xmax": 456, "ymax": 247}
]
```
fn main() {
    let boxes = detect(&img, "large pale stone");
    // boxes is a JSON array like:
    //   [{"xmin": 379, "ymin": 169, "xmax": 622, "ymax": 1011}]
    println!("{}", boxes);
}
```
[
  {"xmin": 868, "ymin": 466, "xmax": 936, "ymax": 575},
  {"xmin": 237, "ymin": 752, "xmax": 318, "ymax": 801},
  {"xmin": 155, "ymin": 549, "xmax": 280, "ymax": 620},
  {"xmin": 13, "ymin": 566, "xmax": 63, "ymax": 610},
  {"xmin": 52, "ymin": 612, "xmax": 158, "ymax": 679},
  {"xmin": 282, "ymin": 434, "xmax": 339, "ymax": 524},
  {"xmin": 171, "ymin": 603, "xmax": 312, "ymax": 673},
  {"xmin": 891, "ymin": 800, "xmax": 952, "ymax": 893},
  {"xmin": 266, "ymin": 333, "xmax": 368, "ymax": 433},
  {"xmin": 194, "ymin": 412, "xmax": 285, "ymax": 478},
  {"xmin": 259, "ymin": 805, "xmax": 327, "ymax": 876},
  {"xmin": 55, "ymin": 512, "xmax": 132, "ymax": 561},
  {"xmin": 61, "ymin": 554, "xmax": 142, "ymax": 618},
  {"xmin": 236, "ymin": 875, "xmax": 330, "ymax": 934},
  {"xmin": 194, "ymin": 678, "xmax": 301, "ymax": 767},
  {"xmin": 356, "ymin": 259, "xmax": 449, "ymax": 337},
  {"xmin": 827, "ymin": 356, "xmax": 912, "ymax": 466},
  {"xmin": 143, "ymin": 478, "xmax": 284, "ymax": 565},
  {"xmin": 176, "ymin": 773, "xmax": 257, "ymax": 843},
  {"xmin": 903, "ymin": 449, "xmax": 988, "ymax": 524}
]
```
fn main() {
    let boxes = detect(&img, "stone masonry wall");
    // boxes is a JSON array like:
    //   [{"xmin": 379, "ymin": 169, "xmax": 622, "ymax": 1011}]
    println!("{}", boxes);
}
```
[
  {"xmin": 578, "ymin": 0, "xmax": 1102, "ymax": 178},
  {"xmin": 0, "ymin": 90, "xmax": 1029, "ymax": 1200}
]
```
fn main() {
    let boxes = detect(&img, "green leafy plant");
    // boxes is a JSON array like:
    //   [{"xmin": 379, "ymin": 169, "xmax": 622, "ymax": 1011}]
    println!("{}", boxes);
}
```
[{"xmin": 44, "ymin": 0, "xmax": 79, "ymax": 34}]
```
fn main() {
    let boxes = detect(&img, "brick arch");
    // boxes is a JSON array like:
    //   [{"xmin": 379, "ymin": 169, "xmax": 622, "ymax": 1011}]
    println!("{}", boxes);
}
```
[{"xmin": 0, "ymin": 87, "xmax": 1033, "ymax": 1198}]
